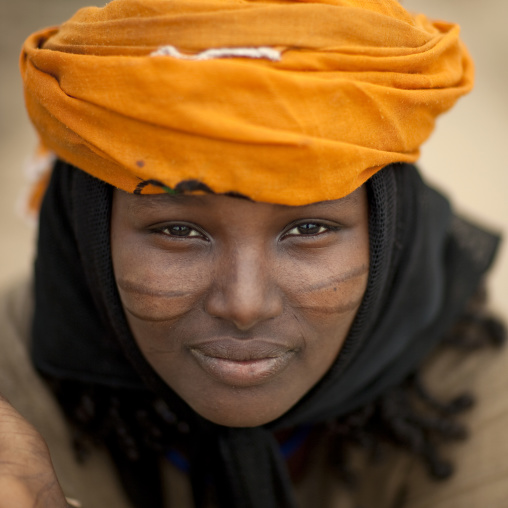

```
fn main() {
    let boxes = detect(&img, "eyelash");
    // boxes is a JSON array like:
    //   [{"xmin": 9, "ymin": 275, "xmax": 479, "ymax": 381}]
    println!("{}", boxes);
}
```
[
  {"xmin": 152, "ymin": 221, "xmax": 340, "ymax": 240},
  {"xmin": 155, "ymin": 224, "xmax": 206, "ymax": 239},
  {"xmin": 283, "ymin": 222, "xmax": 340, "ymax": 238}
]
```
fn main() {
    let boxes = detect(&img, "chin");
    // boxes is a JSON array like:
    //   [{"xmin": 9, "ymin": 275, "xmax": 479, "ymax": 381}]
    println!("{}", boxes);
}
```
[
  {"xmin": 185, "ymin": 388, "xmax": 296, "ymax": 428},
  {"xmin": 200, "ymin": 410, "xmax": 283, "ymax": 428}
]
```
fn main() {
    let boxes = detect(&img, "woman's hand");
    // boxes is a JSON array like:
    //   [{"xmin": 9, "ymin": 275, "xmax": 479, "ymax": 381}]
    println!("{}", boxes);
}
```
[{"xmin": 0, "ymin": 394, "xmax": 68, "ymax": 508}]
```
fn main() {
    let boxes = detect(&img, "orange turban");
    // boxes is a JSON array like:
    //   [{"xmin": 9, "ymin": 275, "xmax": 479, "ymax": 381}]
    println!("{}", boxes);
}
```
[{"xmin": 21, "ymin": 0, "xmax": 473, "ymax": 206}]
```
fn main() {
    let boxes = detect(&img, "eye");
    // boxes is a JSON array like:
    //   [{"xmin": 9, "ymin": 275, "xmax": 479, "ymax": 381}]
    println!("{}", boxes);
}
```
[
  {"xmin": 284, "ymin": 222, "xmax": 335, "ymax": 237},
  {"xmin": 157, "ymin": 224, "xmax": 204, "ymax": 238}
]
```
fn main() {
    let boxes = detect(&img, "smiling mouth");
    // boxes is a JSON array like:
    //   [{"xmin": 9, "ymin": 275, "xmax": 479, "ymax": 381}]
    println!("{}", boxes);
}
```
[{"xmin": 189, "ymin": 339, "xmax": 296, "ymax": 387}]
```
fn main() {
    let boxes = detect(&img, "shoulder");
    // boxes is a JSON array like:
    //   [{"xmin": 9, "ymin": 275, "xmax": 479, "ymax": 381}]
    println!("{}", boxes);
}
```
[
  {"xmin": 403, "ymin": 338, "xmax": 508, "ymax": 508},
  {"xmin": 297, "ymin": 322, "xmax": 508, "ymax": 508},
  {"xmin": 0, "ymin": 278, "xmax": 133, "ymax": 508}
]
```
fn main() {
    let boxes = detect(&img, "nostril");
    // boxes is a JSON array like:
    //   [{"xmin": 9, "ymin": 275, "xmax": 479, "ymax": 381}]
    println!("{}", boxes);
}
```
[
  {"xmin": 207, "ymin": 296, "xmax": 282, "ymax": 330},
  {"xmin": 205, "ymin": 283, "xmax": 283, "ymax": 331}
]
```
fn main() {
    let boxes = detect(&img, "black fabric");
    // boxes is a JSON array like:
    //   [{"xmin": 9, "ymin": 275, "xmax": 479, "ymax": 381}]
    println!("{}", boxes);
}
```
[{"xmin": 31, "ymin": 161, "xmax": 500, "ymax": 508}]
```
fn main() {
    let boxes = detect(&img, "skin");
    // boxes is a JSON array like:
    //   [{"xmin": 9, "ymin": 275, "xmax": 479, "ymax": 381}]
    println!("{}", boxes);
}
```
[
  {"xmin": 0, "ymin": 395, "xmax": 67, "ymax": 508},
  {"xmin": 111, "ymin": 186, "xmax": 370, "ymax": 427}
]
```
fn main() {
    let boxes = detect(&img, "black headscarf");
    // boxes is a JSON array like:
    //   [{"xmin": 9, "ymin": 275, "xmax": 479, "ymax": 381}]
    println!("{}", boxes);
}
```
[{"xmin": 31, "ymin": 161, "xmax": 500, "ymax": 508}]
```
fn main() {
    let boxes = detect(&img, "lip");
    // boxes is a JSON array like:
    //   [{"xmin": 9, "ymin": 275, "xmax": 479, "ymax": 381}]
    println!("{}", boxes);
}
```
[{"xmin": 189, "ymin": 339, "xmax": 296, "ymax": 387}]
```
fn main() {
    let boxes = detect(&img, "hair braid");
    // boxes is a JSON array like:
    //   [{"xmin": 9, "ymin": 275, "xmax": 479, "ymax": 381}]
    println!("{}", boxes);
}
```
[{"xmin": 325, "ymin": 284, "xmax": 505, "ymax": 484}]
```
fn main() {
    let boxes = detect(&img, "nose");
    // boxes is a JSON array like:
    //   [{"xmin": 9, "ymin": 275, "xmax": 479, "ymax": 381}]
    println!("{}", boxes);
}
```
[{"xmin": 204, "ymin": 247, "xmax": 283, "ymax": 331}]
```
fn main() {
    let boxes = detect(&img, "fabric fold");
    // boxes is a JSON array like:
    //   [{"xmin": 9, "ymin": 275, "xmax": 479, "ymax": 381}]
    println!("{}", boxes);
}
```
[
  {"xmin": 21, "ymin": 0, "xmax": 473, "ymax": 206},
  {"xmin": 217, "ymin": 427, "xmax": 298, "ymax": 508}
]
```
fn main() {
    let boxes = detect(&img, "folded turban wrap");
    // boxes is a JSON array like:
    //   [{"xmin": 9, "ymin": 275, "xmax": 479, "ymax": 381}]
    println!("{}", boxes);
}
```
[{"xmin": 21, "ymin": 0, "xmax": 473, "ymax": 205}]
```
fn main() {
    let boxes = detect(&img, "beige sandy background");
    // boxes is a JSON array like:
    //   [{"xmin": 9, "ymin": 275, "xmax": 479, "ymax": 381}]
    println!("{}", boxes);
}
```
[{"xmin": 1, "ymin": 0, "xmax": 506, "ymax": 315}]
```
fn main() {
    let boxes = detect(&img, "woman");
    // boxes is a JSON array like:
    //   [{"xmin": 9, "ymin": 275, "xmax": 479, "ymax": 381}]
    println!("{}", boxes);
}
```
[{"xmin": 1, "ymin": 0, "xmax": 505, "ymax": 506}]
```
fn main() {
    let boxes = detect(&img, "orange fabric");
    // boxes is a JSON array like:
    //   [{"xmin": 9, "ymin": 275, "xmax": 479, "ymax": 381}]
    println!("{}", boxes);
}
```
[{"xmin": 20, "ymin": 0, "xmax": 473, "ymax": 206}]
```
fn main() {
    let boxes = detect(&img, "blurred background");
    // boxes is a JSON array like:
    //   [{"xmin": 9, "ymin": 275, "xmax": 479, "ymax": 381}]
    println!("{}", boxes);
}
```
[{"xmin": 1, "ymin": 0, "xmax": 506, "ymax": 314}]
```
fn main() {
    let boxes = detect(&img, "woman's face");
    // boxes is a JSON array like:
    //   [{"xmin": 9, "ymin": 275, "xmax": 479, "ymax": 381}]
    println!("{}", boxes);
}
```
[{"xmin": 111, "ymin": 187, "xmax": 369, "ymax": 427}]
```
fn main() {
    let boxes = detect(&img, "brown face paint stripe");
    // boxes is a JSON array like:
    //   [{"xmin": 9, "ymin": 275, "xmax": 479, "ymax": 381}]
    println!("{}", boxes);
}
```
[
  {"xmin": 123, "ymin": 303, "xmax": 193, "ymax": 323},
  {"xmin": 293, "ymin": 296, "xmax": 364, "ymax": 315},
  {"xmin": 117, "ymin": 278, "xmax": 191, "ymax": 299},
  {"xmin": 294, "ymin": 264, "xmax": 368, "ymax": 293}
]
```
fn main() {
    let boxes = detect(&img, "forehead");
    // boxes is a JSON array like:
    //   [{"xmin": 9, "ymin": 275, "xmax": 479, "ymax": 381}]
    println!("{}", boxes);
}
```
[{"xmin": 116, "ymin": 185, "xmax": 368, "ymax": 217}]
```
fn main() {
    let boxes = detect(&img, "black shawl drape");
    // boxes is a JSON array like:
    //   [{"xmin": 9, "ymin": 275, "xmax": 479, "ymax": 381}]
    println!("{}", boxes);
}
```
[{"xmin": 32, "ymin": 162, "xmax": 500, "ymax": 508}]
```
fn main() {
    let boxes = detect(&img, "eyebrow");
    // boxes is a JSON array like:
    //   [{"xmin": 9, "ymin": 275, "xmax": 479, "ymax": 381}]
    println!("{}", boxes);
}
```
[
  {"xmin": 296, "ymin": 197, "xmax": 353, "ymax": 211},
  {"xmin": 283, "ymin": 190, "xmax": 361, "ymax": 212},
  {"xmin": 125, "ymin": 192, "xmax": 209, "ymax": 215}
]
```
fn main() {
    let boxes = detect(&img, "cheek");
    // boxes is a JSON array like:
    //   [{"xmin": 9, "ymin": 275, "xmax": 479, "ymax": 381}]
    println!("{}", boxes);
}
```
[
  {"xmin": 278, "ymin": 235, "xmax": 369, "ymax": 323},
  {"xmin": 295, "ymin": 272, "xmax": 368, "ymax": 358},
  {"xmin": 277, "ymin": 238, "xmax": 369, "ymax": 366},
  {"xmin": 287, "ymin": 271, "xmax": 369, "ymax": 387},
  {"xmin": 112, "ymin": 241, "xmax": 211, "ymax": 323},
  {"xmin": 287, "ymin": 268, "xmax": 368, "ymax": 316}
]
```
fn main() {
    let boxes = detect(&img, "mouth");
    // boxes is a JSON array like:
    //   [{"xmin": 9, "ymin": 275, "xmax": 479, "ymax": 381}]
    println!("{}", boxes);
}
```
[{"xmin": 189, "ymin": 339, "xmax": 296, "ymax": 387}]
